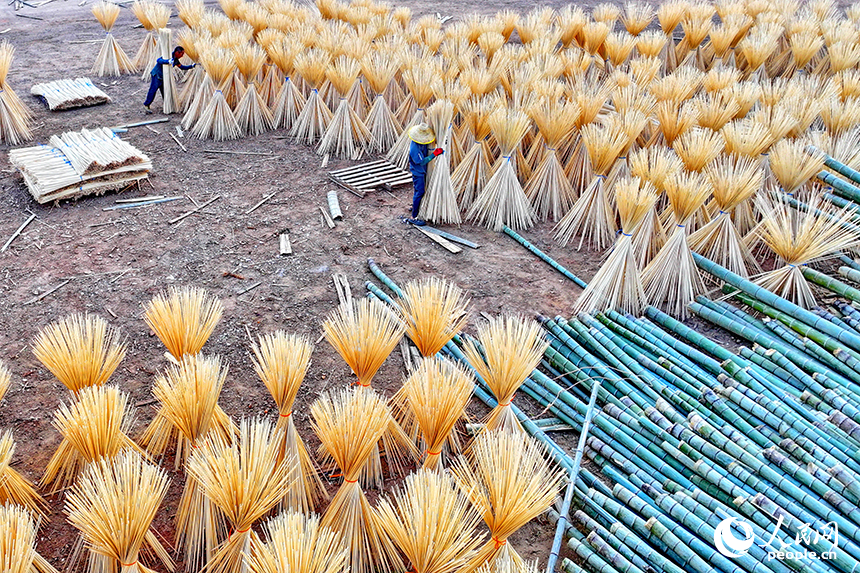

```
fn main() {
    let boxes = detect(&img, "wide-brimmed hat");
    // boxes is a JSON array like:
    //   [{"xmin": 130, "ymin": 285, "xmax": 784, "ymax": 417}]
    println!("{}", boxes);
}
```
[{"xmin": 409, "ymin": 123, "xmax": 435, "ymax": 144}]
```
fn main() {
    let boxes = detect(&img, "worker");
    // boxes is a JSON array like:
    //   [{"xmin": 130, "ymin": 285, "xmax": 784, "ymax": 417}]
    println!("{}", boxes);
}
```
[
  {"xmin": 144, "ymin": 46, "xmax": 196, "ymax": 113},
  {"xmin": 407, "ymin": 123, "xmax": 443, "ymax": 226}
]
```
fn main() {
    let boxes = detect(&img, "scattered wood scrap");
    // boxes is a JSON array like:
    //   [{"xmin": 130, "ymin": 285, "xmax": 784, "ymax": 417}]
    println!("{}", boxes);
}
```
[
  {"xmin": 1, "ymin": 213, "xmax": 35, "ymax": 252},
  {"xmin": 332, "ymin": 274, "xmax": 351, "ymax": 305},
  {"xmin": 9, "ymin": 127, "xmax": 151, "ymax": 204},
  {"xmin": 110, "ymin": 118, "xmax": 169, "ymax": 130},
  {"xmin": 423, "ymin": 225, "xmax": 480, "ymax": 249},
  {"xmin": 31, "ymin": 78, "xmax": 110, "ymax": 111},
  {"xmin": 24, "ymin": 279, "xmax": 71, "ymax": 305},
  {"xmin": 319, "ymin": 206, "xmax": 335, "ymax": 229},
  {"xmin": 328, "ymin": 159, "xmax": 412, "ymax": 198},
  {"xmin": 412, "ymin": 224, "xmax": 462, "ymax": 253},
  {"xmin": 279, "ymin": 232, "xmax": 291, "ymax": 255},
  {"xmin": 246, "ymin": 191, "xmax": 278, "ymax": 214},
  {"xmin": 400, "ymin": 339, "xmax": 413, "ymax": 372},
  {"xmin": 169, "ymin": 132, "xmax": 186, "ymax": 152},
  {"xmin": 168, "ymin": 195, "xmax": 220, "ymax": 224},
  {"xmin": 327, "ymin": 190, "xmax": 343, "ymax": 220}
]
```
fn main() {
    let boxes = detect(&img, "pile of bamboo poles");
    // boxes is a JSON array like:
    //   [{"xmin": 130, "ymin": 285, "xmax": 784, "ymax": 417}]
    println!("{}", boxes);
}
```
[
  {"xmin": 9, "ymin": 127, "xmax": 152, "ymax": 204},
  {"xmin": 30, "ymin": 78, "xmax": 111, "ymax": 111}
]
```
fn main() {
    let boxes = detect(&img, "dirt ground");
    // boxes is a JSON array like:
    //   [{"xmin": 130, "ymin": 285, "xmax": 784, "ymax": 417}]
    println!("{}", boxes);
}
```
[{"xmin": 0, "ymin": 1, "xmax": 746, "ymax": 571}]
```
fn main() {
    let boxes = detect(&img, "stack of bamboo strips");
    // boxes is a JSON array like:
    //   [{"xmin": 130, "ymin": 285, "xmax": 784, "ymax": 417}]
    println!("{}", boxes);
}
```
[
  {"xmin": 30, "ymin": 78, "xmax": 111, "ymax": 111},
  {"xmin": 9, "ymin": 127, "xmax": 151, "ymax": 204}
]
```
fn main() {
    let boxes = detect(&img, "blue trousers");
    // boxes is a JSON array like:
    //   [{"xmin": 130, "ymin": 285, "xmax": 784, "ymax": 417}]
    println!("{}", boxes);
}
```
[
  {"xmin": 411, "ymin": 173, "xmax": 425, "ymax": 218},
  {"xmin": 144, "ymin": 76, "xmax": 163, "ymax": 106}
]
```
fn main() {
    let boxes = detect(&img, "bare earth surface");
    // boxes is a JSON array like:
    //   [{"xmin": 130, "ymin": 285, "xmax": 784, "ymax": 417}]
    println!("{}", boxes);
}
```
[{"xmin": 0, "ymin": 1, "xmax": 744, "ymax": 571}]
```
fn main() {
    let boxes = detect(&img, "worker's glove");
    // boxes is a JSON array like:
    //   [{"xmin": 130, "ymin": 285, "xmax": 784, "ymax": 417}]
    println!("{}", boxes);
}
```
[{"xmin": 433, "ymin": 148, "xmax": 444, "ymax": 156}]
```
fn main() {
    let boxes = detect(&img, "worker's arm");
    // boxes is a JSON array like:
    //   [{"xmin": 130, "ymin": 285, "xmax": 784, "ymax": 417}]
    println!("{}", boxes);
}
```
[
  {"xmin": 419, "ymin": 148, "xmax": 444, "ymax": 165},
  {"xmin": 175, "ymin": 61, "xmax": 196, "ymax": 71}
]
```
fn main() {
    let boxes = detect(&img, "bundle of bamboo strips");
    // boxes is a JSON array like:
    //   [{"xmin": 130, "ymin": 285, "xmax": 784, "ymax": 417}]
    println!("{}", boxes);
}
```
[
  {"xmin": 31, "ymin": 78, "xmax": 110, "ymax": 111},
  {"xmin": 768, "ymin": 138, "xmax": 826, "ymax": 195},
  {"xmin": 387, "ymin": 62, "xmax": 438, "ymax": 169},
  {"xmin": 143, "ymin": 286, "xmax": 224, "ymax": 361},
  {"xmin": 91, "ymin": 1, "xmax": 134, "ymax": 76},
  {"xmin": 134, "ymin": 1, "xmax": 170, "ymax": 78},
  {"xmin": 233, "ymin": 43, "xmax": 274, "ymax": 136},
  {"xmin": 362, "ymin": 51, "xmax": 402, "ymax": 154},
  {"xmin": 32, "ymin": 313, "xmax": 126, "ymax": 395},
  {"xmin": 65, "ymin": 450, "xmax": 169, "ymax": 573},
  {"xmin": 182, "ymin": 49, "xmax": 218, "ymax": 130},
  {"xmin": 176, "ymin": 0, "xmax": 205, "ymax": 28},
  {"xmin": 0, "ymin": 41, "xmax": 32, "ymax": 145},
  {"xmin": 461, "ymin": 315, "xmax": 547, "ymax": 433},
  {"xmin": 450, "ymin": 430, "xmax": 562, "ymax": 572},
  {"xmin": 452, "ymin": 97, "xmax": 497, "ymax": 211},
  {"xmin": 396, "ymin": 277, "xmax": 469, "ymax": 357},
  {"xmin": 318, "ymin": 56, "xmax": 371, "ymax": 159},
  {"xmin": 267, "ymin": 38, "xmax": 305, "ymax": 131},
  {"xmin": 186, "ymin": 418, "xmax": 294, "ymax": 573},
  {"xmin": 574, "ymin": 176, "xmax": 660, "ymax": 315},
  {"xmin": 468, "ymin": 107, "xmax": 534, "ymax": 231},
  {"xmin": 251, "ymin": 331, "xmax": 325, "ymax": 512},
  {"xmin": 138, "ymin": 353, "xmax": 236, "ymax": 573},
  {"xmin": 246, "ymin": 510, "xmax": 349, "ymax": 573},
  {"xmin": 291, "ymin": 48, "xmax": 333, "ymax": 144},
  {"xmin": 419, "ymin": 99, "xmax": 460, "ymax": 224},
  {"xmin": 673, "ymin": 126, "xmax": 725, "ymax": 172},
  {"xmin": 311, "ymin": 388, "xmax": 402, "ymax": 573},
  {"xmin": 0, "ymin": 505, "xmax": 58, "ymax": 573},
  {"xmin": 192, "ymin": 49, "xmax": 241, "ymax": 140},
  {"xmin": 177, "ymin": 30, "xmax": 205, "ymax": 111},
  {"xmin": 0, "ymin": 431, "xmax": 46, "ymax": 517},
  {"xmin": 641, "ymin": 170, "xmax": 713, "ymax": 319}
]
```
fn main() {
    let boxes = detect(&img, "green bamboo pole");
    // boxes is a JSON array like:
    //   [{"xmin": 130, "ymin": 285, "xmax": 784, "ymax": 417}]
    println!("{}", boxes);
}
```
[
  {"xmin": 502, "ymin": 226, "xmax": 589, "ymax": 288},
  {"xmin": 839, "ymin": 255, "xmax": 860, "ymax": 273},
  {"xmin": 803, "ymin": 266, "xmax": 860, "ymax": 304},
  {"xmin": 817, "ymin": 170, "xmax": 860, "ymax": 204},
  {"xmin": 813, "ymin": 146, "xmax": 860, "ymax": 186}
]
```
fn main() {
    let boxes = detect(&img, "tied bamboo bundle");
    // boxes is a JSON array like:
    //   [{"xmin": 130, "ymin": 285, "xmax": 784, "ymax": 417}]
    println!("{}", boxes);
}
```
[
  {"xmin": 376, "ymin": 469, "xmax": 484, "ymax": 573},
  {"xmin": 0, "ymin": 431, "xmax": 47, "ymax": 517},
  {"xmin": 41, "ymin": 385, "xmax": 145, "ymax": 493},
  {"xmin": 574, "ymin": 177, "xmax": 660, "ymax": 316},
  {"xmin": 622, "ymin": 2, "xmax": 655, "ymax": 35},
  {"xmin": 362, "ymin": 52, "xmax": 402, "ymax": 154},
  {"xmin": 157, "ymin": 31, "xmax": 180, "ymax": 110},
  {"xmin": 130, "ymin": 1, "xmax": 162, "ymax": 73},
  {"xmin": 176, "ymin": 0, "xmax": 205, "ymax": 27},
  {"xmin": 143, "ymin": 285, "xmax": 224, "ymax": 361},
  {"xmin": 291, "ymin": 48, "xmax": 334, "ymax": 145},
  {"xmin": 91, "ymin": 2, "xmax": 134, "ymax": 76},
  {"xmin": 467, "ymin": 108, "xmax": 534, "ymax": 232},
  {"xmin": 461, "ymin": 315, "xmax": 547, "ymax": 433},
  {"xmin": 721, "ymin": 118, "xmax": 774, "ymax": 159},
  {"xmin": 693, "ymin": 90, "xmax": 740, "ymax": 131},
  {"xmin": 251, "ymin": 331, "xmax": 325, "ymax": 512},
  {"xmin": 177, "ymin": 31, "xmax": 205, "ymax": 111},
  {"xmin": 185, "ymin": 418, "xmax": 294, "ymax": 573},
  {"xmin": 525, "ymin": 98, "xmax": 580, "ymax": 222},
  {"xmin": 181, "ymin": 48, "xmax": 216, "ymax": 131},
  {"xmin": 32, "ymin": 313, "xmax": 126, "ymax": 395},
  {"xmin": 688, "ymin": 155, "xmax": 764, "ymax": 278},
  {"xmin": 753, "ymin": 193, "xmax": 860, "ymax": 308},
  {"xmin": 234, "ymin": 43, "xmax": 274, "ymax": 137},
  {"xmin": 768, "ymin": 139, "xmax": 826, "ymax": 195},
  {"xmin": 450, "ymin": 430, "xmax": 563, "ymax": 572},
  {"xmin": 0, "ymin": 362, "xmax": 8, "ymax": 404},
  {"xmin": 312, "ymin": 388, "xmax": 402, "ymax": 573},
  {"xmin": 739, "ymin": 23, "xmax": 784, "ymax": 79},
  {"xmin": 555, "ymin": 118, "xmax": 628, "ymax": 250},
  {"xmin": 452, "ymin": 97, "xmax": 497, "ymax": 211},
  {"xmin": 0, "ymin": 505, "xmax": 57, "ymax": 573},
  {"xmin": 641, "ymin": 170, "xmax": 713, "ymax": 319},
  {"xmin": 318, "ymin": 56, "xmax": 371, "ymax": 159},
  {"xmin": 387, "ymin": 63, "xmax": 438, "ymax": 169},
  {"xmin": 138, "ymin": 354, "xmax": 236, "ymax": 573},
  {"xmin": 478, "ymin": 550, "xmax": 539, "ymax": 573},
  {"xmin": 0, "ymin": 41, "xmax": 32, "ymax": 145},
  {"xmin": 245, "ymin": 510, "xmax": 348, "ymax": 573},
  {"xmin": 396, "ymin": 277, "xmax": 469, "ymax": 357},
  {"xmin": 65, "ymin": 451, "xmax": 169, "ymax": 573},
  {"xmin": 399, "ymin": 357, "xmax": 474, "ymax": 469},
  {"xmin": 268, "ymin": 38, "xmax": 305, "ymax": 131},
  {"xmin": 192, "ymin": 49, "xmax": 241, "ymax": 141},
  {"xmin": 419, "ymin": 99, "xmax": 460, "ymax": 224},
  {"xmin": 673, "ymin": 127, "xmax": 725, "ymax": 172}
]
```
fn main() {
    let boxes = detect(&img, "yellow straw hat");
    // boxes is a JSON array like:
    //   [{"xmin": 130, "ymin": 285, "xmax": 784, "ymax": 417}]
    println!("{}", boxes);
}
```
[{"xmin": 409, "ymin": 123, "xmax": 435, "ymax": 144}]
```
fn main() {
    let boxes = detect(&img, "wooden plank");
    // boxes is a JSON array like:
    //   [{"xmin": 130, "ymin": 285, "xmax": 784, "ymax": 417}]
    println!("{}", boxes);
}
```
[
  {"xmin": 115, "ymin": 195, "xmax": 163, "ymax": 203},
  {"xmin": 327, "ymin": 160, "xmax": 389, "ymax": 176},
  {"xmin": 336, "ymin": 164, "xmax": 406, "ymax": 179},
  {"xmin": 339, "ymin": 166, "xmax": 408, "ymax": 184},
  {"xmin": 413, "ymin": 225, "xmax": 462, "ymax": 253},
  {"xmin": 328, "ymin": 175, "xmax": 365, "ymax": 198},
  {"xmin": 110, "ymin": 118, "xmax": 170, "ymax": 129},
  {"xmin": 356, "ymin": 176, "xmax": 413, "ymax": 189},
  {"xmin": 203, "ymin": 149, "xmax": 276, "ymax": 156},
  {"xmin": 279, "ymin": 233, "xmax": 291, "ymax": 255},
  {"xmin": 423, "ymin": 226, "xmax": 480, "ymax": 249}
]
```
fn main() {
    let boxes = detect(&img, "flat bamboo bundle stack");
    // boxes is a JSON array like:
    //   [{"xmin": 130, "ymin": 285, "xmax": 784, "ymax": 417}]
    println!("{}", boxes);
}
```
[
  {"xmin": 9, "ymin": 127, "xmax": 151, "ymax": 204},
  {"xmin": 30, "ymin": 78, "xmax": 111, "ymax": 111}
]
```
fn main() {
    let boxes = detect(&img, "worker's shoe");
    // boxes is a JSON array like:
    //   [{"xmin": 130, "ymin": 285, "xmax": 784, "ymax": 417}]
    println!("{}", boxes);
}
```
[
  {"xmin": 407, "ymin": 218, "xmax": 426, "ymax": 226},
  {"xmin": 144, "ymin": 105, "xmax": 153, "ymax": 115}
]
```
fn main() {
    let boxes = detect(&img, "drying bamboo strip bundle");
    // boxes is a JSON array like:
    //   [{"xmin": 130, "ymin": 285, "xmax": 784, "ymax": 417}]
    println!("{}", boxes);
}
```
[
  {"xmin": 30, "ymin": 78, "xmax": 110, "ymax": 111},
  {"xmin": 8, "ymin": 128, "xmax": 151, "ymax": 204},
  {"xmin": 318, "ymin": 56, "xmax": 371, "ymax": 159},
  {"xmin": 268, "ymin": 38, "xmax": 305, "ymax": 131},
  {"xmin": 0, "ymin": 505, "xmax": 58, "ymax": 573},
  {"xmin": 376, "ymin": 469, "xmax": 485, "ymax": 573},
  {"xmin": 753, "ymin": 192, "xmax": 860, "ymax": 308},
  {"xmin": 387, "ymin": 62, "xmax": 438, "ymax": 169},
  {"xmin": 398, "ymin": 357, "xmax": 474, "ymax": 469},
  {"xmin": 0, "ymin": 41, "xmax": 32, "ymax": 145},
  {"xmin": 450, "ymin": 429, "xmax": 562, "ymax": 572},
  {"xmin": 182, "ymin": 62, "xmax": 216, "ymax": 131},
  {"xmin": 0, "ymin": 361, "xmax": 8, "ymax": 404},
  {"xmin": 177, "ymin": 30, "xmax": 206, "ymax": 111},
  {"xmin": 555, "ymin": 118, "xmax": 628, "ymax": 250},
  {"xmin": 143, "ymin": 286, "xmax": 224, "ymax": 361},
  {"xmin": 452, "ymin": 97, "xmax": 497, "ymax": 212},
  {"xmin": 132, "ymin": 1, "xmax": 170, "ymax": 77},
  {"xmin": 246, "ymin": 510, "xmax": 349, "ymax": 573},
  {"xmin": 312, "ymin": 387, "xmax": 402, "ymax": 573},
  {"xmin": 193, "ymin": 49, "xmax": 241, "ymax": 141},
  {"xmin": 138, "ymin": 354, "xmax": 235, "ymax": 573},
  {"xmin": 362, "ymin": 51, "xmax": 401, "ymax": 154},
  {"xmin": 575, "ymin": 177, "xmax": 660, "ymax": 316},
  {"xmin": 642, "ymin": 170, "xmax": 713, "ymax": 319},
  {"xmin": 65, "ymin": 450, "xmax": 169, "ymax": 573},
  {"xmin": 32, "ymin": 313, "xmax": 126, "ymax": 395},
  {"xmin": 768, "ymin": 138, "xmax": 826, "ymax": 195},
  {"xmin": 461, "ymin": 315, "xmax": 547, "ymax": 433},
  {"xmin": 234, "ymin": 44, "xmax": 274, "ymax": 136},
  {"xmin": 420, "ymin": 99, "xmax": 460, "ymax": 224},
  {"xmin": 155, "ymin": 28, "xmax": 180, "ymax": 114},
  {"xmin": 0, "ymin": 431, "xmax": 46, "ymax": 517},
  {"xmin": 251, "ymin": 331, "xmax": 325, "ymax": 512},
  {"xmin": 468, "ymin": 108, "xmax": 534, "ymax": 231},
  {"xmin": 186, "ymin": 418, "xmax": 294, "ymax": 573},
  {"xmin": 688, "ymin": 154, "xmax": 764, "ymax": 278},
  {"xmin": 672, "ymin": 126, "xmax": 725, "ymax": 172},
  {"xmin": 91, "ymin": 2, "xmax": 134, "ymax": 77},
  {"xmin": 291, "ymin": 49, "xmax": 333, "ymax": 144},
  {"xmin": 176, "ymin": 0, "xmax": 205, "ymax": 28},
  {"xmin": 396, "ymin": 277, "xmax": 469, "ymax": 358}
]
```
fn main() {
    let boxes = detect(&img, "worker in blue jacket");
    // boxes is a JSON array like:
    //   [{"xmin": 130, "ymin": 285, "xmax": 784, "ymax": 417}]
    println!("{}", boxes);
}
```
[
  {"xmin": 143, "ymin": 46, "xmax": 196, "ymax": 113},
  {"xmin": 407, "ymin": 123, "xmax": 443, "ymax": 226}
]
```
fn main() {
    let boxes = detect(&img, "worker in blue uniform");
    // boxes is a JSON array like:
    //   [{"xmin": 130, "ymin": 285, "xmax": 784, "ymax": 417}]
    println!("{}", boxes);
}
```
[
  {"xmin": 406, "ymin": 123, "xmax": 443, "ymax": 226},
  {"xmin": 143, "ymin": 46, "xmax": 196, "ymax": 113}
]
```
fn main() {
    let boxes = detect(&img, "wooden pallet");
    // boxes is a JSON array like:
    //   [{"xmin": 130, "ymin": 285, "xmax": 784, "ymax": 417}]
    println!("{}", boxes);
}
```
[{"xmin": 327, "ymin": 159, "xmax": 412, "ymax": 198}]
